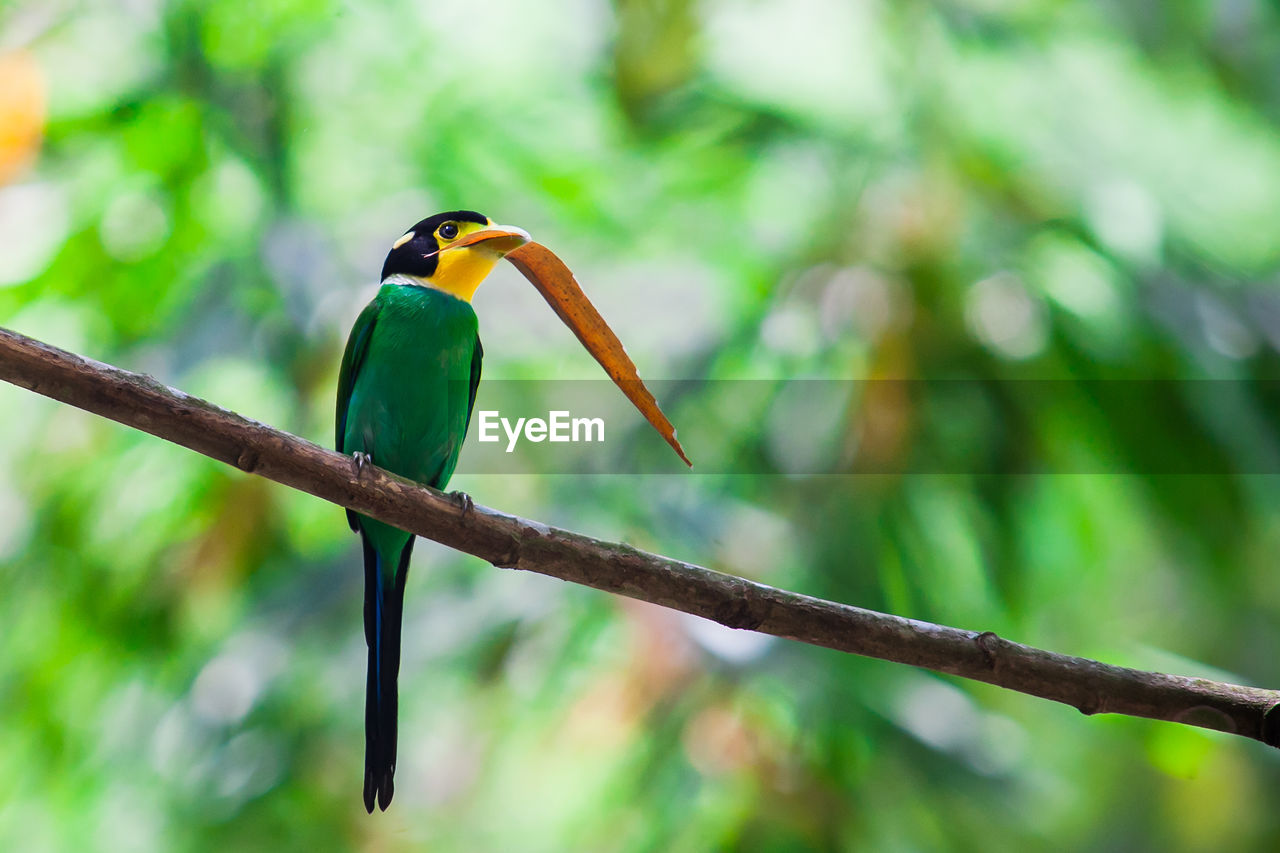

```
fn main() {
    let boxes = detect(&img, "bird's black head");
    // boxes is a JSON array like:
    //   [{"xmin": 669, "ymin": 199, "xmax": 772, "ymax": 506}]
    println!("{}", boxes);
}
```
[{"xmin": 380, "ymin": 210, "xmax": 491, "ymax": 280}]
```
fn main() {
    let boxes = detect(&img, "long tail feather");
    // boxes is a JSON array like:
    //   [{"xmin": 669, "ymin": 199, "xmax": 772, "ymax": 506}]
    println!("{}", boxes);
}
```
[{"xmin": 361, "ymin": 532, "xmax": 414, "ymax": 812}]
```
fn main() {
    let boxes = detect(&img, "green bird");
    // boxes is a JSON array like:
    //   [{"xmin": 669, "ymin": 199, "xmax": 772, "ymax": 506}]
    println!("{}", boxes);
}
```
[{"xmin": 335, "ymin": 210, "xmax": 529, "ymax": 812}]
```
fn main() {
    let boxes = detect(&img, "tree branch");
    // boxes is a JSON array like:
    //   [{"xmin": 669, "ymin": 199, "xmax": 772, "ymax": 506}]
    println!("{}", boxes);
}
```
[{"xmin": 2, "ymin": 325, "xmax": 1278, "ymax": 746}]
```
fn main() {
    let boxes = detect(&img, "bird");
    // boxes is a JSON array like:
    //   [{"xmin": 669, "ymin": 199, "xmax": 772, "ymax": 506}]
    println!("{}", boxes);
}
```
[{"xmin": 335, "ymin": 210, "xmax": 529, "ymax": 812}]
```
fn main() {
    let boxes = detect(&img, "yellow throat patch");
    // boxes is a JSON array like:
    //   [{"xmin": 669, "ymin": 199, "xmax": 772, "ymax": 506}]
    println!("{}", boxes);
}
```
[{"xmin": 428, "ymin": 231, "xmax": 504, "ymax": 302}]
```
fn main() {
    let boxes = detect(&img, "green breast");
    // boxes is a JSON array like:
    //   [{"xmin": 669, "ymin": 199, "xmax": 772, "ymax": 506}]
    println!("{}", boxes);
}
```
[{"xmin": 342, "ymin": 283, "xmax": 480, "ymax": 492}]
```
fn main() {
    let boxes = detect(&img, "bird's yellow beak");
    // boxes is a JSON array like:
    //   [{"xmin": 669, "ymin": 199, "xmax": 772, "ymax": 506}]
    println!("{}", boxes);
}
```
[
  {"xmin": 447, "ymin": 224, "xmax": 531, "ymax": 257},
  {"xmin": 427, "ymin": 224, "xmax": 531, "ymax": 302}
]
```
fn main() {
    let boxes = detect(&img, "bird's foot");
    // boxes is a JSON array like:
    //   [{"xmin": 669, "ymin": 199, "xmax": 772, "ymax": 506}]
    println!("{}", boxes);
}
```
[
  {"xmin": 351, "ymin": 451, "xmax": 373, "ymax": 480},
  {"xmin": 449, "ymin": 489, "xmax": 475, "ymax": 520}
]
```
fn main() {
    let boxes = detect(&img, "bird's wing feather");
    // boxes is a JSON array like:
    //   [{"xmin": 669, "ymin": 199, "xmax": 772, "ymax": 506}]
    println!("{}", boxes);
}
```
[
  {"xmin": 337, "ymin": 297, "xmax": 382, "ymax": 533},
  {"xmin": 336, "ymin": 298, "xmax": 382, "ymax": 454},
  {"xmin": 463, "ymin": 334, "xmax": 483, "ymax": 437}
]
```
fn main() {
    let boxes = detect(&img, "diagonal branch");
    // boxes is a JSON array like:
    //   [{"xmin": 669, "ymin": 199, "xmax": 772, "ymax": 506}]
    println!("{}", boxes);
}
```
[{"xmin": 1, "ymin": 325, "xmax": 1278, "ymax": 746}]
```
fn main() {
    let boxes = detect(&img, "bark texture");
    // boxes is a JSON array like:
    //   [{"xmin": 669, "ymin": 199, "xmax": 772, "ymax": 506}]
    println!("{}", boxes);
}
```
[{"xmin": 2, "ymin": 325, "xmax": 1278, "ymax": 746}]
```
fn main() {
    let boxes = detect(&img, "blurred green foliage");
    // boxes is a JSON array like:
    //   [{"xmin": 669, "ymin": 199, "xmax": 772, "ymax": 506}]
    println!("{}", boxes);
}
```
[{"xmin": 3, "ymin": 0, "xmax": 1280, "ymax": 849}]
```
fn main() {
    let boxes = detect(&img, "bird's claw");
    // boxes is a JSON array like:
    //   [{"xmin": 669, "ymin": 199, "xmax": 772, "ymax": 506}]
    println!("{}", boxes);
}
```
[
  {"xmin": 351, "ymin": 451, "xmax": 372, "ymax": 479},
  {"xmin": 449, "ymin": 490, "xmax": 474, "ymax": 520}
]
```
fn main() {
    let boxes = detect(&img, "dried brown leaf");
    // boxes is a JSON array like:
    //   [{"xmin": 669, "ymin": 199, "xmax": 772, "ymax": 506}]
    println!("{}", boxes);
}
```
[{"xmin": 505, "ymin": 241, "xmax": 692, "ymax": 467}]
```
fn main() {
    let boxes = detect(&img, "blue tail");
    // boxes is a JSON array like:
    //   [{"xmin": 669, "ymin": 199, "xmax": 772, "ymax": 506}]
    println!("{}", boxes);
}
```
[{"xmin": 361, "ymin": 532, "xmax": 413, "ymax": 813}]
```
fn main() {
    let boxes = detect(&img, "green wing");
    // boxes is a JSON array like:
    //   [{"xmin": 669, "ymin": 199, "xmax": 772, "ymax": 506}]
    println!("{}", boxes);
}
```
[
  {"xmin": 463, "ymin": 335, "xmax": 482, "ymax": 437},
  {"xmin": 336, "ymin": 298, "xmax": 382, "ymax": 532},
  {"xmin": 336, "ymin": 298, "xmax": 382, "ymax": 454},
  {"xmin": 425, "ymin": 335, "xmax": 482, "ymax": 490}
]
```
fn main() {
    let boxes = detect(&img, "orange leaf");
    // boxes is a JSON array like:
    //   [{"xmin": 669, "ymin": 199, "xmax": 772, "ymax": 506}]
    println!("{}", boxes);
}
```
[{"xmin": 505, "ymin": 241, "xmax": 692, "ymax": 467}]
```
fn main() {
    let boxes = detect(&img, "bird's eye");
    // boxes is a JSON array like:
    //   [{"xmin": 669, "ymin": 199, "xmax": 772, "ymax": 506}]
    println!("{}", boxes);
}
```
[{"xmin": 438, "ymin": 222, "xmax": 459, "ymax": 240}]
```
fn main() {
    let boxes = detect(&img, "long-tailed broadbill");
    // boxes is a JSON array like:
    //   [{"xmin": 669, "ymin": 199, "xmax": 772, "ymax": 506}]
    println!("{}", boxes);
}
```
[{"xmin": 336, "ymin": 210, "xmax": 689, "ymax": 812}]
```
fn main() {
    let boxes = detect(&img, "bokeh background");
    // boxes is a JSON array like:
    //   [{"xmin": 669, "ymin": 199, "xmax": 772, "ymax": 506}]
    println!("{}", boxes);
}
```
[{"xmin": 4, "ymin": 0, "xmax": 1280, "ymax": 849}]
